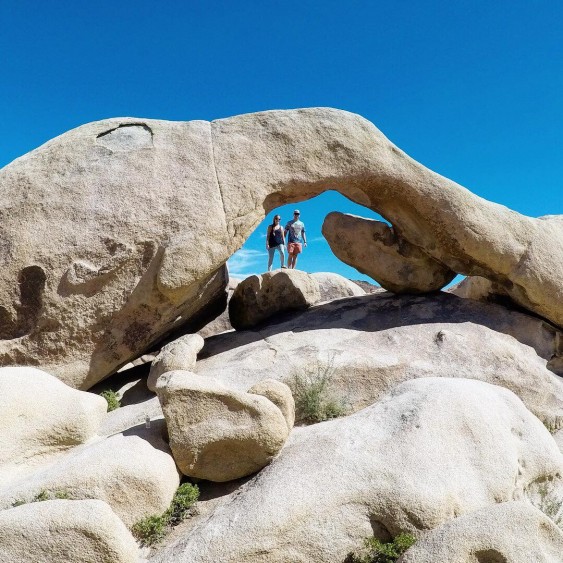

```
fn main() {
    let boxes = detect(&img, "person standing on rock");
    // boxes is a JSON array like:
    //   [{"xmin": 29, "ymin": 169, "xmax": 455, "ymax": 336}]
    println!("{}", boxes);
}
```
[
  {"xmin": 266, "ymin": 214, "xmax": 286, "ymax": 271},
  {"xmin": 285, "ymin": 210, "xmax": 307, "ymax": 269}
]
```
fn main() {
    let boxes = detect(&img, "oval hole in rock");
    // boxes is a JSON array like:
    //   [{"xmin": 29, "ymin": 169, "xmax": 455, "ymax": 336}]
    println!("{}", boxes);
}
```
[
  {"xmin": 228, "ymin": 191, "xmax": 388, "ymax": 281},
  {"xmin": 475, "ymin": 549, "xmax": 508, "ymax": 563}
]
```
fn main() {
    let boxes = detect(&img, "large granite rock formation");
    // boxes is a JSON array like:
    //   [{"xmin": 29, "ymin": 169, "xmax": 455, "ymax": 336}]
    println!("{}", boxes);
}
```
[
  {"xmin": 197, "ymin": 292, "xmax": 563, "ymax": 427},
  {"xmin": 0, "ymin": 116, "xmax": 230, "ymax": 389},
  {"xmin": 1, "ymin": 109, "xmax": 561, "ymax": 388},
  {"xmin": 149, "ymin": 378, "xmax": 563, "ymax": 562}
]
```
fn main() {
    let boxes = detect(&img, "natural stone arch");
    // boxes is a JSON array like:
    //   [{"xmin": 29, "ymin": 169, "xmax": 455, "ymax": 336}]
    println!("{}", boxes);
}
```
[
  {"xmin": 210, "ymin": 108, "xmax": 562, "ymax": 329},
  {"xmin": 0, "ymin": 107, "xmax": 560, "ymax": 388}
]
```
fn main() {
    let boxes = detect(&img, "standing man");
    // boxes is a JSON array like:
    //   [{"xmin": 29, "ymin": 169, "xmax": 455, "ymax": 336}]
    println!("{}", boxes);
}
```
[{"xmin": 285, "ymin": 209, "xmax": 307, "ymax": 269}]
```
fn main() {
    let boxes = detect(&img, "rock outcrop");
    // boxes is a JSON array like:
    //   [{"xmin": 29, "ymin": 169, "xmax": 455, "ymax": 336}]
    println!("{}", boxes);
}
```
[
  {"xmin": 399, "ymin": 501, "xmax": 563, "ymax": 563},
  {"xmin": 147, "ymin": 333, "xmax": 204, "ymax": 392},
  {"xmin": 0, "ymin": 115, "xmax": 230, "ymax": 389},
  {"xmin": 150, "ymin": 378, "xmax": 563, "ymax": 562},
  {"xmin": 0, "ymin": 499, "xmax": 139, "ymax": 563},
  {"xmin": 229, "ymin": 269, "xmax": 321, "ymax": 330},
  {"xmin": 0, "ymin": 367, "xmax": 107, "ymax": 484},
  {"xmin": 2, "ymin": 106, "xmax": 563, "ymax": 563},
  {"xmin": 0, "ymin": 433, "xmax": 179, "ymax": 527},
  {"xmin": 322, "ymin": 212, "xmax": 456, "ymax": 293},
  {"xmin": 311, "ymin": 272, "xmax": 366, "ymax": 301},
  {"xmin": 156, "ymin": 371, "xmax": 291, "ymax": 481},
  {"xmin": 212, "ymin": 110, "xmax": 563, "ymax": 329},
  {"xmin": 198, "ymin": 292, "xmax": 563, "ymax": 428},
  {"xmin": 2, "ymin": 108, "xmax": 561, "ymax": 389}
]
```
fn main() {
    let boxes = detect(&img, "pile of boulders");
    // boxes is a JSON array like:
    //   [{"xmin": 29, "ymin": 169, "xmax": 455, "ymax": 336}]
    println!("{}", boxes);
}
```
[{"xmin": 0, "ymin": 367, "xmax": 179, "ymax": 562}]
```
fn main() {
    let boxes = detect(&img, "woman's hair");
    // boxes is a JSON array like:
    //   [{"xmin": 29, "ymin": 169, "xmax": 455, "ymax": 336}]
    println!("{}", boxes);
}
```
[{"xmin": 271, "ymin": 214, "xmax": 281, "ymax": 226}]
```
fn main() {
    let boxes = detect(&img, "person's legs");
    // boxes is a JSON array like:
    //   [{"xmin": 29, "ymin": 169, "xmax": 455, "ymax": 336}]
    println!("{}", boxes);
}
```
[
  {"xmin": 287, "ymin": 251, "xmax": 295, "ymax": 268},
  {"xmin": 287, "ymin": 242, "xmax": 301, "ymax": 269},
  {"xmin": 287, "ymin": 243, "xmax": 295, "ymax": 268},
  {"xmin": 267, "ymin": 247, "xmax": 275, "ymax": 271},
  {"xmin": 277, "ymin": 245, "xmax": 285, "ymax": 268}
]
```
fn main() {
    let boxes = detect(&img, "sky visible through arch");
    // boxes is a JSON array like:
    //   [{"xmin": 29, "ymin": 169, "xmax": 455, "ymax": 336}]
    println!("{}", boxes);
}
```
[{"xmin": 1, "ymin": 1, "xmax": 561, "ymax": 283}]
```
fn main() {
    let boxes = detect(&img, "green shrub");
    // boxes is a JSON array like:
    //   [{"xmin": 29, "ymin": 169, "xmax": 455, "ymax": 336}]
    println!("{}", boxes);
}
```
[
  {"xmin": 132, "ymin": 515, "xmax": 167, "ymax": 546},
  {"xmin": 289, "ymin": 355, "xmax": 347, "ymax": 424},
  {"xmin": 132, "ymin": 482, "xmax": 200, "ymax": 546},
  {"xmin": 543, "ymin": 420, "xmax": 559, "ymax": 434},
  {"xmin": 348, "ymin": 533, "xmax": 416, "ymax": 563},
  {"xmin": 166, "ymin": 483, "xmax": 200, "ymax": 525},
  {"xmin": 527, "ymin": 480, "xmax": 563, "ymax": 527},
  {"xmin": 33, "ymin": 490, "xmax": 50, "ymax": 502},
  {"xmin": 12, "ymin": 489, "xmax": 72, "ymax": 507},
  {"xmin": 100, "ymin": 389, "xmax": 121, "ymax": 412}
]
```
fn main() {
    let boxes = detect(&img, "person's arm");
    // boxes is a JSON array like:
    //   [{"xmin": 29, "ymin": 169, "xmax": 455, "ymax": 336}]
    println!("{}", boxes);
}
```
[
  {"xmin": 284, "ymin": 224, "xmax": 290, "ymax": 242},
  {"xmin": 302, "ymin": 225, "xmax": 307, "ymax": 246},
  {"xmin": 266, "ymin": 226, "xmax": 271, "ymax": 249}
]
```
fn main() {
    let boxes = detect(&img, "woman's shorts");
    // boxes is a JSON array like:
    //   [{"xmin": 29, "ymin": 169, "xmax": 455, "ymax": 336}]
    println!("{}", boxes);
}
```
[{"xmin": 287, "ymin": 242, "xmax": 302, "ymax": 254}]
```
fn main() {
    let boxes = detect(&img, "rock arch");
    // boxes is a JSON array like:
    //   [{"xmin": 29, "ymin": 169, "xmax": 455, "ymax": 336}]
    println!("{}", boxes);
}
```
[
  {"xmin": 211, "ymin": 108, "xmax": 562, "ymax": 329},
  {"xmin": 0, "ymin": 108, "xmax": 561, "ymax": 387}
]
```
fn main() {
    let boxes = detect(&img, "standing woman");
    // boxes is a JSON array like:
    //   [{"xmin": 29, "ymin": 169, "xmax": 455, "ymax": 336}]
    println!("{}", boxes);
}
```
[{"xmin": 266, "ymin": 215, "xmax": 286, "ymax": 271}]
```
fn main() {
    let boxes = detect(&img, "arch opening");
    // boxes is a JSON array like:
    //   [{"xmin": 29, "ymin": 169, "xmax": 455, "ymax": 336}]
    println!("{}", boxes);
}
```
[{"xmin": 227, "ymin": 190, "xmax": 388, "ymax": 284}]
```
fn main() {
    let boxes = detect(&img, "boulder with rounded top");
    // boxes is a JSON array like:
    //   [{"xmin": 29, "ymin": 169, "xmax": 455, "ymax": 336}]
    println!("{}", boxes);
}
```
[
  {"xmin": 0, "ymin": 366, "xmax": 107, "ymax": 485},
  {"xmin": 0, "ymin": 499, "xmax": 138, "ymax": 563},
  {"xmin": 311, "ymin": 272, "xmax": 366, "ymax": 301},
  {"xmin": 156, "ymin": 370, "xmax": 290, "ymax": 481},
  {"xmin": 229, "ymin": 269, "xmax": 321, "ymax": 330}
]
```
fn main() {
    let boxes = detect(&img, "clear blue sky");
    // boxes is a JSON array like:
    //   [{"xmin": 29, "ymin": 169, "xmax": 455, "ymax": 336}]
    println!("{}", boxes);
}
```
[{"xmin": 1, "ymin": 1, "xmax": 561, "ymax": 281}]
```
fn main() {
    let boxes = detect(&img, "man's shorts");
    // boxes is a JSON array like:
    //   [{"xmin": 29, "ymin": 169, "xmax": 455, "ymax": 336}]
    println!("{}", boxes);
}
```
[{"xmin": 287, "ymin": 242, "xmax": 302, "ymax": 255}]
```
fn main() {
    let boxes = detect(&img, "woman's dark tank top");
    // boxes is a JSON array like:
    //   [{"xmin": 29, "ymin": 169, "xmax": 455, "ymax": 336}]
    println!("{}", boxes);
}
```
[{"xmin": 269, "ymin": 225, "xmax": 284, "ymax": 247}]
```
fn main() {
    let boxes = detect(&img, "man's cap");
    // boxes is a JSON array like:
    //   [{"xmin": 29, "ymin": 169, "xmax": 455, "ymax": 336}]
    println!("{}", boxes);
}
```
[{"xmin": 293, "ymin": 209, "xmax": 300, "ymax": 214}]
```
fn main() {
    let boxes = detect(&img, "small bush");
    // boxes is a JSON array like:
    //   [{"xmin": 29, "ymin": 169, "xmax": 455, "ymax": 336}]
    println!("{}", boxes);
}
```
[
  {"xmin": 543, "ymin": 420, "xmax": 560, "ymax": 434},
  {"xmin": 33, "ymin": 490, "xmax": 50, "ymax": 502},
  {"xmin": 289, "ymin": 355, "xmax": 347, "ymax": 424},
  {"xmin": 132, "ymin": 482, "xmax": 200, "ymax": 546},
  {"xmin": 12, "ymin": 489, "xmax": 72, "ymax": 507},
  {"xmin": 166, "ymin": 483, "xmax": 200, "ymax": 525},
  {"xmin": 348, "ymin": 533, "xmax": 416, "ymax": 563},
  {"xmin": 132, "ymin": 515, "xmax": 167, "ymax": 546},
  {"xmin": 100, "ymin": 389, "xmax": 121, "ymax": 412},
  {"xmin": 527, "ymin": 480, "xmax": 563, "ymax": 528}
]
